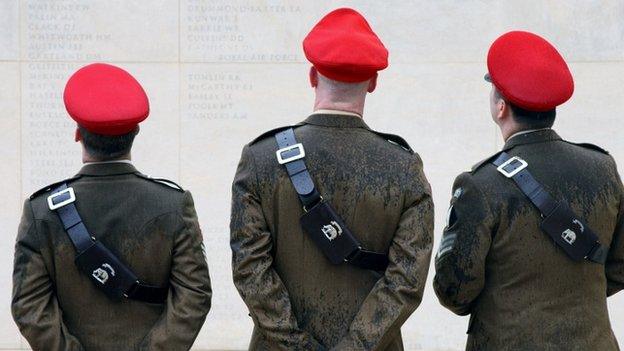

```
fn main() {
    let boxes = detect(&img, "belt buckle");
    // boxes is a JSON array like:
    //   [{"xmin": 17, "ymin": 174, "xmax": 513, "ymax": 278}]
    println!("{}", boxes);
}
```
[
  {"xmin": 497, "ymin": 156, "xmax": 528, "ymax": 178},
  {"xmin": 123, "ymin": 280, "xmax": 141, "ymax": 298},
  {"xmin": 47, "ymin": 187, "xmax": 76, "ymax": 210},
  {"xmin": 344, "ymin": 246, "xmax": 363, "ymax": 263},
  {"xmin": 276, "ymin": 143, "xmax": 305, "ymax": 164},
  {"xmin": 302, "ymin": 195, "xmax": 323, "ymax": 213}
]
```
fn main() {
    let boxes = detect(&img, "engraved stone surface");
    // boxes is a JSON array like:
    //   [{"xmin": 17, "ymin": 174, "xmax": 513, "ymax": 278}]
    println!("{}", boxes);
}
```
[
  {"xmin": 123, "ymin": 63, "xmax": 180, "ymax": 181},
  {"xmin": 22, "ymin": 0, "xmax": 178, "ymax": 62},
  {"xmin": 0, "ymin": 1, "xmax": 19, "ymax": 61},
  {"xmin": 21, "ymin": 62, "xmax": 81, "ymax": 196},
  {"xmin": 181, "ymin": 0, "xmax": 309, "ymax": 62},
  {"xmin": 182, "ymin": 0, "xmax": 624, "ymax": 64}
]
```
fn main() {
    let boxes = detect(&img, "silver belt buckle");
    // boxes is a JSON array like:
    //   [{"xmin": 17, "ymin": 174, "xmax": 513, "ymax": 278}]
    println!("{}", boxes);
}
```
[
  {"xmin": 47, "ymin": 187, "xmax": 76, "ymax": 210},
  {"xmin": 276, "ymin": 143, "xmax": 305, "ymax": 164},
  {"xmin": 496, "ymin": 156, "xmax": 528, "ymax": 178}
]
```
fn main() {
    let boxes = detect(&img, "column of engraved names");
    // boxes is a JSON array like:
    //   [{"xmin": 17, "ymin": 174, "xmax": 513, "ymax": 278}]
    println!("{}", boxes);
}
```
[
  {"xmin": 182, "ymin": 1, "xmax": 302, "ymax": 62},
  {"xmin": 24, "ymin": 1, "xmax": 110, "ymax": 61},
  {"xmin": 22, "ymin": 63, "xmax": 78, "ymax": 192},
  {"xmin": 185, "ymin": 71, "xmax": 252, "ymax": 120}
]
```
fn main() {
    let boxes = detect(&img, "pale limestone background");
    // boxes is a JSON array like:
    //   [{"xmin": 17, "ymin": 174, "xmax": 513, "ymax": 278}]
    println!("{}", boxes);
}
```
[{"xmin": 0, "ymin": 0, "xmax": 623, "ymax": 350}]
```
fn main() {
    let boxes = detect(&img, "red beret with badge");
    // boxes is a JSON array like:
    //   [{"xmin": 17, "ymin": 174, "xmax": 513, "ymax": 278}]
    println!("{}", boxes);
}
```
[
  {"xmin": 486, "ymin": 31, "xmax": 574, "ymax": 111},
  {"xmin": 63, "ymin": 63, "xmax": 149, "ymax": 135},
  {"xmin": 303, "ymin": 8, "xmax": 388, "ymax": 83}
]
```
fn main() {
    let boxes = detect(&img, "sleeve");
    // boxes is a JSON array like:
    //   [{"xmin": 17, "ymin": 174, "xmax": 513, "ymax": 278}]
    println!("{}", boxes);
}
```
[
  {"xmin": 606, "ymin": 159, "xmax": 624, "ymax": 297},
  {"xmin": 230, "ymin": 145, "xmax": 325, "ymax": 351},
  {"xmin": 11, "ymin": 200, "xmax": 85, "ymax": 351},
  {"xmin": 331, "ymin": 155, "xmax": 435, "ymax": 351},
  {"xmin": 139, "ymin": 191, "xmax": 212, "ymax": 351},
  {"xmin": 433, "ymin": 172, "xmax": 496, "ymax": 315}
]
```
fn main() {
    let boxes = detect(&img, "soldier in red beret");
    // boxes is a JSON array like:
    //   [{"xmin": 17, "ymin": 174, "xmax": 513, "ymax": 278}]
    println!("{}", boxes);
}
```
[
  {"xmin": 434, "ymin": 31, "xmax": 624, "ymax": 350},
  {"xmin": 12, "ymin": 63, "xmax": 212, "ymax": 350},
  {"xmin": 231, "ymin": 8, "xmax": 433, "ymax": 351}
]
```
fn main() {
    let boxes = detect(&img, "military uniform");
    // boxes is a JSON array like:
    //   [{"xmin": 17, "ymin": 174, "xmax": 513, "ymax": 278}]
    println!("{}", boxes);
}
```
[
  {"xmin": 12, "ymin": 162, "xmax": 212, "ymax": 350},
  {"xmin": 230, "ymin": 113, "xmax": 434, "ymax": 350},
  {"xmin": 434, "ymin": 30, "xmax": 623, "ymax": 351},
  {"xmin": 434, "ymin": 129, "xmax": 623, "ymax": 350},
  {"xmin": 12, "ymin": 63, "xmax": 211, "ymax": 350}
]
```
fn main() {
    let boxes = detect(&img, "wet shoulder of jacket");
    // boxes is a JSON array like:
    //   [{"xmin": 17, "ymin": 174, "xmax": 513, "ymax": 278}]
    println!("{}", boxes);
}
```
[
  {"xmin": 366, "ymin": 128, "xmax": 424, "ymax": 173},
  {"xmin": 247, "ymin": 124, "xmax": 297, "ymax": 156},
  {"xmin": 247, "ymin": 123, "xmax": 418, "ymax": 162},
  {"xmin": 565, "ymin": 140, "xmax": 619, "ymax": 174},
  {"xmin": 366, "ymin": 129, "xmax": 430, "ymax": 192},
  {"xmin": 244, "ymin": 123, "xmax": 428, "ymax": 201},
  {"xmin": 242, "ymin": 125, "xmax": 298, "ymax": 180},
  {"xmin": 450, "ymin": 138, "xmax": 619, "ymax": 233}
]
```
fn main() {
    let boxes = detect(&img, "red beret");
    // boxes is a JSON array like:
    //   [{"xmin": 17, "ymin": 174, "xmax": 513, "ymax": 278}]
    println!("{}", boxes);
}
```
[
  {"xmin": 63, "ymin": 63, "xmax": 149, "ymax": 135},
  {"xmin": 487, "ymin": 31, "xmax": 574, "ymax": 111},
  {"xmin": 303, "ymin": 8, "xmax": 388, "ymax": 83}
]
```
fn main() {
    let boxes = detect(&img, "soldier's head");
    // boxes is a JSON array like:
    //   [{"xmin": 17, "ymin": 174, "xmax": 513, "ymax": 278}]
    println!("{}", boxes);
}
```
[
  {"xmin": 490, "ymin": 86, "xmax": 557, "ymax": 131},
  {"xmin": 485, "ymin": 31, "xmax": 573, "ymax": 140},
  {"xmin": 76, "ymin": 126, "xmax": 139, "ymax": 161},
  {"xmin": 63, "ymin": 63, "xmax": 149, "ymax": 162},
  {"xmin": 303, "ymin": 8, "xmax": 387, "ymax": 114},
  {"xmin": 308, "ymin": 67, "xmax": 377, "ymax": 112}
]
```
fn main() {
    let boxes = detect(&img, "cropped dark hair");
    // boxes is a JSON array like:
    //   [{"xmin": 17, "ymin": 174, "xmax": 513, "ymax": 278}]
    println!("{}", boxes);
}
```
[
  {"xmin": 78, "ymin": 126, "xmax": 138, "ymax": 161},
  {"xmin": 494, "ymin": 89, "xmax": 556, "ymax": 129}
]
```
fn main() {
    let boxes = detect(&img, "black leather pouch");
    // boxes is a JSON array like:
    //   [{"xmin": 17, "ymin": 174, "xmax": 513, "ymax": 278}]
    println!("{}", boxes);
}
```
[
  {"xmin": 75, "ymin": 241, "xmax": 138, "ymax": 300},
  {"xmin": 300, "ymin": 201, "xmax": 360, "ymax": 265},
  {"xmin": 540, "ymin": 202, "xmax": 598, "ymax": 261}
]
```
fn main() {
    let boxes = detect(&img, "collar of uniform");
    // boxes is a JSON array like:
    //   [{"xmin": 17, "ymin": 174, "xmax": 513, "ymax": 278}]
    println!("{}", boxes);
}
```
[
  {"xmin": 84, "ymin": 159, "xmax": 133, "ymax": 165},
  {"xmin": 311, "ymin": 109, "xmax": 362, "ymax": 118},
  {"xmin": 77, "ymin": 161, "xmax": 139, "ymax": 176},
  {"xmin": 503, "ymin": 128, "xmax": 562, "ymax": 150},
  {"xmin": 303, "ymin": 113, "xmax": 370, "ymax": 129}
]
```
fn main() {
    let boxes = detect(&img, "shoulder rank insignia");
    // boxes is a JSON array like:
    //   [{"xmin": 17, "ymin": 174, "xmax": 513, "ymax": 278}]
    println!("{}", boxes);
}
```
[
  {"xmin": 564, "ymin": 141, "xmax": 609, "ymax": 155},
  {"xmin": 29, "ymin": 175, "xmax": 83, "ymax": 200},
  {"xmin": 134, "ymin": 173, "xmax": 184, "ymax": 192},
  {"xmin": 371, "ymin": 130, "xmax": 413, "ymax": 153}
]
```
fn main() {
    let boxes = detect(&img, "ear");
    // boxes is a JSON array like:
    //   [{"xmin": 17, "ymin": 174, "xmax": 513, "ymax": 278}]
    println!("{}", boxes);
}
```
[
  {"xmin": 74, "ymin": 127, "xmax": 82, "ymax": 142},
  {"xmin": 496, "ymin": 98, "xmax": 508, "ymax": 122},
  {"xmin": 367, "ymin": 73, "xmax": 378, "ymax": 93},
  {"xmin": 309, "ymin": 66, "xmax": 318, "ymax": 88}
]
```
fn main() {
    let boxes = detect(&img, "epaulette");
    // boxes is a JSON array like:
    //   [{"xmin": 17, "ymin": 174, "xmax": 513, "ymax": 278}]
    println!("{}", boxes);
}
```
[
  {"xmin": 371, "ymin": 131, "xmax": 414, "ymax": 153},
  {"xmin": 134, "ymin": 173, "xmax": 184, "ymax": 192},
  {"xmin": 29, "ymin": 175, "xmax": 82, "ymax": 200},
  {"xmin": 249, "ymin": 124, "xmax": 304, "ymax": 145},
  {"xmin": 564, "ymin": 141, "xmax": 609, "ymax": 155},
  {"xmin": 471, "ymin": 151, "xmax": 504, "ymax": 173}
]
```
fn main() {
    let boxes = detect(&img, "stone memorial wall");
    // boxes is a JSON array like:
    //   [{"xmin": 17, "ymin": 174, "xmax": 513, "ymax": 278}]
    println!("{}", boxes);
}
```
[{"xmin": 0, "ymin": 1, "xmax": 622, "ymax": 350}]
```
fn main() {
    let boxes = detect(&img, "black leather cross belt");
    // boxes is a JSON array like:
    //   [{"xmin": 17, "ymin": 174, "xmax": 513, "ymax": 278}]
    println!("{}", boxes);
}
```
[
  {"xmin": 48, "ymin": 183, "xmax": 168, "ymax": 304},
  {"xmin": 275, "ymin": 128, "xmax": 389, "ymax": 272},
  {"xmin": 492, "ymin": 152, "xmax": 608, "ymax": 264}
]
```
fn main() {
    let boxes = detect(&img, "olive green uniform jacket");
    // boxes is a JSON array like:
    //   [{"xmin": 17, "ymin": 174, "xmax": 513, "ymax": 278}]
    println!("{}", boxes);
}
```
[
  {"xmin": 230, "ymin": 114, "xmax": 434, "ymax": 351},
  {"xmin": 434, "ymin": 129, "xmax": 624, "ymax": 351},
  {"xmin": 12, "ymin": 162, "xmax": 212, "ymax": 351}
]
